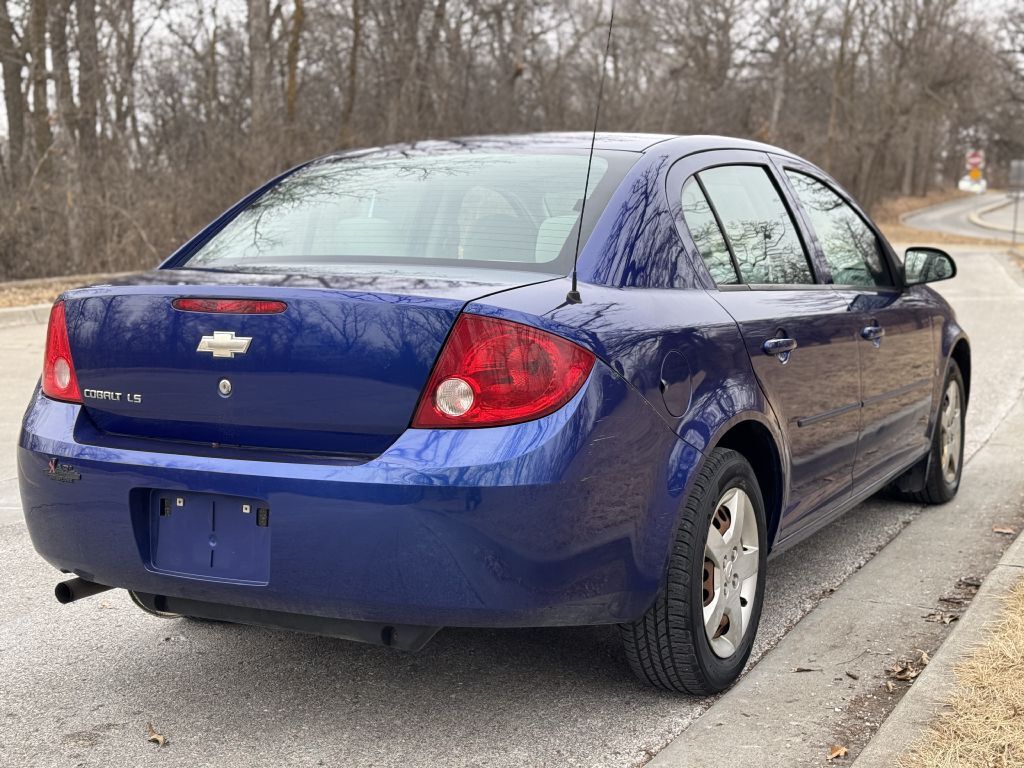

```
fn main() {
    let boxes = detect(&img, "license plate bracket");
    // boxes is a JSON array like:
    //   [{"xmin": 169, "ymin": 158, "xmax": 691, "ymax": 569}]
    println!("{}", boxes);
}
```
[{"xmin": 148, "ymin": 491, "xmax": 271, "ymax": 584}]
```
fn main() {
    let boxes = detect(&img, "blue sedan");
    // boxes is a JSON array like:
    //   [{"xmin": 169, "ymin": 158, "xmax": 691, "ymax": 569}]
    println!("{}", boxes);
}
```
[{"xmin": 19, "ymin": 133, "xmax": 968, "ymax": 693}]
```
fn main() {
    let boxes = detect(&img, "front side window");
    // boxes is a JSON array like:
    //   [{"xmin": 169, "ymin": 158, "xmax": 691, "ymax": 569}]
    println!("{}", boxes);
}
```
[
  {"xmin": 184, "ymin": 150, "xmax": 631, "ymax": 275},
  {"xmin": 697, "ymin": 165, "xmax": 814, "ymax": 285},
  {"xmin": 784, "ymin": 171, "xmax": 892, "ymax": 287},
  {"xmin": 680, "ymin": 177, "xmax": 738, "ymax": 285}
]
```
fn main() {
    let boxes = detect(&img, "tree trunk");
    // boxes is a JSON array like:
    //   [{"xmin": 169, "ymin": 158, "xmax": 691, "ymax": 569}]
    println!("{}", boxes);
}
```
[
  {"xmin": 28, "ymin": 0, "xmax": 51, "ymax": 160},
  {"xmin": 76, "ymin": 0, "xmax": 100, "ymax": 162},
  {"xmin": 285, "ymin": 0, "xmax": 305, "ymax": 125},
  {"xmin": 415, "ymin": 0, "xmax": 446, "ymax": 134},
  {"xmin": 339, "ymin": 0, "xmax": 362, "ymax": 145},
  {"xmin": 248, "ymin": 0, "xmax": 273, "ymax": 139},
  {"xmin": 0, "ymin": 0, "xmax": 26, "ymax": 185},
  {"xmin": 49, "ymin": 0, "xmax": 85, "ymax": 267},
  {"xmin": 505, "ymin": 0, "xmax": 527, "ymax": 130}
]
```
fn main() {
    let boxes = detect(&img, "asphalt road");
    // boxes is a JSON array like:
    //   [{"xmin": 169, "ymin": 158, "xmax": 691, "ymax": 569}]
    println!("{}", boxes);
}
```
[
  {"xmin": 903, "ymin": 191, "xmax": 1018, "ymax": 241},
  {"xmin": 974, "ymin": 195, "xmax": 1024, "ymax": 237},
  {"xmin": 2, "ymin": 198, "xmax": 1023, "ymax": 767}
]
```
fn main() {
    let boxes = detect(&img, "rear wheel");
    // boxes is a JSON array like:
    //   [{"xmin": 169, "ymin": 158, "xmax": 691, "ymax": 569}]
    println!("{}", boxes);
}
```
[{"xmin": 620, "ymin": 448, "xmax": 767, "ymax": 694}]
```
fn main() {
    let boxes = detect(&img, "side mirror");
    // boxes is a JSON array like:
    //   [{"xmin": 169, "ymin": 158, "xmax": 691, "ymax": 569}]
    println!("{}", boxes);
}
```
[{"xmin": 903, "ymin": 247, "xmax": 957, "ymax": 286}]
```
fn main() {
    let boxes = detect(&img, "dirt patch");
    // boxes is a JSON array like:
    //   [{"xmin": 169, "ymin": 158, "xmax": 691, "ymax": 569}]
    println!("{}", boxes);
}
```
[
  {"xmin": 900, "ymin": 577, "xmax": 1024, "ymax": 768},
  {"xmin": 0, "ymin": 273, "xmax": 125, "ymax": 309}
]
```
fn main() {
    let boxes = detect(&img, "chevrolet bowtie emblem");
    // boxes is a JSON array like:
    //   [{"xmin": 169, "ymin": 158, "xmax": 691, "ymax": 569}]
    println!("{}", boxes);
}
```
[{"xmin": 197, "ymin": 331, "xmax": 252, "ymax": 358}]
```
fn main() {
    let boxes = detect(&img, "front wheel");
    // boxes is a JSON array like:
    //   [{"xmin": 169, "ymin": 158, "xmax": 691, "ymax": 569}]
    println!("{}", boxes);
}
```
[
  {"xmin": 912, "ymin": 360, "xmax": 966, "ymax": 504},
  {"xmin": 620, "ymin": 448, "xmax": 767, "ymax": 694}
]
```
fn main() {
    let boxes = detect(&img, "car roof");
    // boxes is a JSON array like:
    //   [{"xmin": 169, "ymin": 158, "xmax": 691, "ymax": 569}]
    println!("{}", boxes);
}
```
[{"xmin": 334, "ymin": 132, "xmax": 801, "ymax": 159}]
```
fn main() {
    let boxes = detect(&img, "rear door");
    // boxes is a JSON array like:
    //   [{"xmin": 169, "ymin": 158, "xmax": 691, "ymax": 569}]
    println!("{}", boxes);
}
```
[
  {"xmin": 674, "ymin": 152, "xmax": 862, "ymax": 532},
  {"xmin": 777, "ymin": 164, "xmax": 935, "ymax": 488}
]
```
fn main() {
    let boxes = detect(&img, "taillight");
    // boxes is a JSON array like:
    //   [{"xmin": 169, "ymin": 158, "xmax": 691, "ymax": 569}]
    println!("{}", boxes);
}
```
[
  {"xmin": 172, "ymin": 298, "xmax": 287, "ymax": 314},
  {"xmin": 412, "ymin": 314, "xmax": 595, "ymax": 429},
  {"xmin": 42, "ymin": 301, "xmax": 82, "ymax": 404}
]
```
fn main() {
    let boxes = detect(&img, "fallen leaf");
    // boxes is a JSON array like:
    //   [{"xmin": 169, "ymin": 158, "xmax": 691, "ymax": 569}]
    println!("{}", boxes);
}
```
[
  {"xmin": 957, "ymin": 576, "xmax": 982, "ymax": 590},
  {"xmin": 146, "ymin": 722, "xmax": 167, "ymax": 747},
  {"xmin": 885, "ymin": 680, "xmax": 896, "ymax": 693},
  {"xmin": 845, "ymin": 670, "xmax": 859, "ymax": 680},
  {"xmin": 923, "ymin": 611, "xmax": 959, "ymax": 625},
  {"xmin": 826, "ymin": 744, "xmax": 849, "ymax": 761},
  {"xmin": 793, "ymin": 666, "xmax": 821, "ymax": 673},
  {"xmin": 917, "ymin": 649, "xmax": 931, "ymax": 666},
  {"xmin": 939, "ymin": 596, "xmax": 966, "ymax": 605},
  {"xmin": 887, "ymin": 655, "xmax": 926, "ymax": 682},
  {"xmin": 993, "ymin": 525, "xmax": 1017, "ymax": 536}
]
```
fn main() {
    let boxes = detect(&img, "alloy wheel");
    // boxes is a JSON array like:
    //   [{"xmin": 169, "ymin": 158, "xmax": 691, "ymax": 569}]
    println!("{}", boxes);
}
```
[
  {"xmin": 939, "ymin": 378, "xmax": 963, "ymax": 485},
  {"xmin": 702, "ymin": 487, "xmax": 760, "ymax": 658}
]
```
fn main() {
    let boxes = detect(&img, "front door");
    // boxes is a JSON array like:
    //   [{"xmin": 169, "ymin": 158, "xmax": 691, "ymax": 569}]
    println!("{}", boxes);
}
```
[{"xmin": 778, "ymin": 168, "xmax": 935, "ymax": 490}]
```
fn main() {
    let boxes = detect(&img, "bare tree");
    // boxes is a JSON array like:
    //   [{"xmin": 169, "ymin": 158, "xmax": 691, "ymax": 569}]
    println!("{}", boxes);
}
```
[{"xmin": 0, "ymin": 0, "xmax": 1017, "ymax": 280}]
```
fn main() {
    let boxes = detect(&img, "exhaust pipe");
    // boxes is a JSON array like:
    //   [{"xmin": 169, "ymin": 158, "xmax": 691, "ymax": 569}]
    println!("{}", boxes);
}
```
[{"xmin": 54, "ymin": 577, "xmax": 113, "ymax": 604}]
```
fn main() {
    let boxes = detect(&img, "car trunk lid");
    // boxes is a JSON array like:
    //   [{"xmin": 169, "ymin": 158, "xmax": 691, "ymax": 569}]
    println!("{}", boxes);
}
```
[{"xmin": 64, "ymin": 267, "xmax": 551, "ymax": 455}]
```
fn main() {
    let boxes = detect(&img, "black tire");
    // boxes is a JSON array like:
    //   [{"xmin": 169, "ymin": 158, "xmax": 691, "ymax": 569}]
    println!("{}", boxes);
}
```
[
  {"xmin": 908, "ymin": 360, "xmax": 966, "ymax": 505},
  {"xmin": 620, "ymin": 448, "xmax": 767, "ymax": 694}
]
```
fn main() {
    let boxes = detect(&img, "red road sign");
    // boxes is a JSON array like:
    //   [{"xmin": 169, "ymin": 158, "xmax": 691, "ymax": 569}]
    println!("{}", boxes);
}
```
[{"xmin": 965, "ymin": 150, "xmax": 985, "ymax": 170}]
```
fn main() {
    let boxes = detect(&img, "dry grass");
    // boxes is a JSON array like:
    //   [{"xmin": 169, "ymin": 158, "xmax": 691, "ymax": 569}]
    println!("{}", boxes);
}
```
[
  {"xmin": 0, "ymin": 273, "xmax": 125, "ymax": 309},
  {"xmin": 900, "ymin": 577, "xmax": 1024, "ymax": 768}
]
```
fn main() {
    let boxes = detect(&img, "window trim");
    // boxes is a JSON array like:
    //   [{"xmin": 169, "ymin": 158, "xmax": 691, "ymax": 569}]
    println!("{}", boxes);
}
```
[
  {"xmin": 684, "ymin": 174, "xmax": 742, "ymax": 285},
  {"xmin": 770, "ymin": 156, "xmax": 901, "ymax": 292},
  {"xmin": 668, "ymin": 152, "xmax": 824, "ymax": 290}
]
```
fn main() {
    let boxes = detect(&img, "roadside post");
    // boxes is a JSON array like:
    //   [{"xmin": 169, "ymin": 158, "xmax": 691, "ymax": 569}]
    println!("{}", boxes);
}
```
[
  {"xmin": 961, "ymin": 149, "xmax": 987, "ymax": 195},
  {"xmin": 1010, "ymin": 160, "xmax": 1024, "ymax": 246}
]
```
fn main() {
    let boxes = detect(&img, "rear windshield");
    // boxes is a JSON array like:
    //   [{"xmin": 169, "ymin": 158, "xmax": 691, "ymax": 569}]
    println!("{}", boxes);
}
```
[{"xmin": 183, "ymin": 148, "xmax": 636, "ymax": 275}]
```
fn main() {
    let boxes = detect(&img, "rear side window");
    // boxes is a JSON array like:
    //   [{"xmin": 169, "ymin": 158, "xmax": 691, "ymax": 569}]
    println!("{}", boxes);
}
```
[
  {"xmin": 784, "ymin": 171, "xmax": 892, "ymax": 287},
  {"xmin": 680, "ymin": 178, "xmax": 739, "ymax": 285},
  {"xmin": 697, "ymin": 165, "xmax": 814, "ymax": 285}
]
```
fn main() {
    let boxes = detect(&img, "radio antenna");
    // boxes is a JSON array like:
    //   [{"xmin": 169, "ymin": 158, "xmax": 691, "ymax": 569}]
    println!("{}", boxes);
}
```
[{"xmin": 566, "ymin": 0, "xmax": 616, "ymax": 305}]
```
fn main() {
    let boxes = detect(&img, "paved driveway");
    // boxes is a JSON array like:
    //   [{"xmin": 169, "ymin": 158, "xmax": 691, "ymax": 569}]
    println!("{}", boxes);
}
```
[{"xmin": 1, "ymin": 237, "xmax": 1023, "ymax": 767}]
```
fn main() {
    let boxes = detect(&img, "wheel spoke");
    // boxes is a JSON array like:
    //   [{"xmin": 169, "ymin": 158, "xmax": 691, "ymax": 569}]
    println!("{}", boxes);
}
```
[
  {"xmin": 704, "ymin": 591, "xmax": 726, "ymax": 637},
  {"xmin": 724, "ymin": 488, "xmax": 746, "ymax": 546},
  {"xmin": 733, "ymin": 548, "xmax": 759, "ymax": 582},
  {"xmin": 721, "ymin": 590, "xmax": 744, "ymax": 652},
  {"xmin": 705, "ymin": 526, "xmax": 729, "ymax": 568}
]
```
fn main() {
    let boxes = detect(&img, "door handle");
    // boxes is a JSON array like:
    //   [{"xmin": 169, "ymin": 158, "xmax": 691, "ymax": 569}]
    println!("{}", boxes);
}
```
[
  {"xmin": 861, "ymin": 325, "xmax": 885, "ymax": 346},
  {"xmin": 762, "ymin": 337, "xmax": 797, "ymax": 363}
]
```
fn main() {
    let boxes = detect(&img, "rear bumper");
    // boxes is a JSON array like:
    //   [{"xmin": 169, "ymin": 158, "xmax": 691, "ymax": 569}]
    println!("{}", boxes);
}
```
[{"xmin": 18, "ymin": 363, "xmax": 700, "ymax": 629}]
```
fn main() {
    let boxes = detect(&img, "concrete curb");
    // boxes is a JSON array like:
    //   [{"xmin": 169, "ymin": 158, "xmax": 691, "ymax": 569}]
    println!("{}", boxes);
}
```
[
  {"xmin": 896, "ymin": 195, "xmax": 976, "ymax": 227},
  {"xmin": 853, "ymin": 530, "xmax": 1024, "ymax": 766},
  {"xmin": 0, "ymin": 304, "xmax": 51, "ymax": 329},
  {"xmin": 966, "ymin": 197, "xmax": 1021, "ymax": 234}
]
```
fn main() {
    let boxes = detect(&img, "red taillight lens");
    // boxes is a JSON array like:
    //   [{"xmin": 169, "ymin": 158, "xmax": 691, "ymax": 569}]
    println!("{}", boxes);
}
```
[
  {"xmin": 172, "ymin": 298, "xmax": 287, "ymax": 314},
  {"xmin": 412, "ymin": 314, "xmax": 595, "ymax": 429},
  {"xmin": 42, "ymin": 301, "xmax": 82, "ymax": 404}
]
